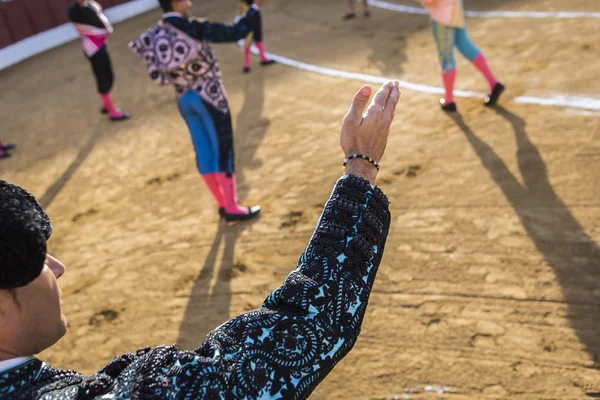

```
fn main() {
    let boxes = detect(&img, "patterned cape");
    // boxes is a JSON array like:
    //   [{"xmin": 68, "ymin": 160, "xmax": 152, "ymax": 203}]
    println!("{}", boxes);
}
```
[{"xmin": 129, "ymin": 22, "xmax": 229, "ymax": 114}]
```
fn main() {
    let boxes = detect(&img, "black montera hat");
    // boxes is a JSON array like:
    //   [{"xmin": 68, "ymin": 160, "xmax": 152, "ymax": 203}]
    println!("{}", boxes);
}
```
[{"xmin": 0, "ymin": 181, "xmax": 52, "ymax": 289}]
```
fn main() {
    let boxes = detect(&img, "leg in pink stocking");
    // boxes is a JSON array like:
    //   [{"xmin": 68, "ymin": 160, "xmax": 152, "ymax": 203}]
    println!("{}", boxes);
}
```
[
  {"xmin": 472, "ymin": 54, "xmax": 505, "ymax": 106},
  {"xmin": 0, "ymin": 140, "xmax": 15, "ymax": 151},
  {"xmin": 243, "ymin": 46, "xmax": 251, "ymax": 73},
  {"xmin": 255, "ymin": 42, "xmax": 276, "ymax": 66},
  {"xmin": 442, "ymin": 69, "xmax": 456, "ymax": 104},
  {"xmin": 202, "ymin": 173, "xmax": 226, "ymax": 208},
  {"xmin": 100, "ymin": 92, "xmax": 131, "ymax": 121},
  {"xmin": 215, "ymin": 173, "xmax": 260, "ymax": 221},
  {"xmin": 471, "ymin": 53, "xmax": 497, "ymax": 92},
  {"xmin": 440, "ymin": 69, "xmax": 457, "ymax": 111}
]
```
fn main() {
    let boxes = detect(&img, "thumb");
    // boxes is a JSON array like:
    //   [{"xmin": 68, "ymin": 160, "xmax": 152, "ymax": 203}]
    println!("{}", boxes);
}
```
[{"xmin": 346, "ymin": 85, "xmax": 372, "ymax": 125}]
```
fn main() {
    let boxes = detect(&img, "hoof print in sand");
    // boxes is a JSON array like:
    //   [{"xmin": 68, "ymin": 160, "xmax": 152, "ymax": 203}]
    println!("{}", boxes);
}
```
[
  {"xmin": 89, "ymin": 309, "xmax": 120, "ymax": 327},
  {"xmin": 393, "ymin": 165, "xmax": 422, "ymax": 178},
  {"xmin": 542, "ymin": 339, "xmax": 557, "ymax": 353},
  {"xmin": 226, "ymin": 262, "xmax": 248, "ymax": 280},
  {"xmin": 281, "ymin": 211, "xmax": 304, "ymax": 228},
  {"xmin": 146, "ymin": 172, "xmax": 181, "ymax": 186},
  {"xmin": 72, "ymin": 208, "xmax": 99, "ymax": 223},
  {"xmin": 173, "ymin": 273, "xmax": 197, "ymax": 291}
]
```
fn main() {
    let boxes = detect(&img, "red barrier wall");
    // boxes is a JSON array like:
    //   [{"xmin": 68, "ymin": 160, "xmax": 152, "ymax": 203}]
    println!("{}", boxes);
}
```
[
  {"xmin": 1, "ymin": 1, "xmax": 37, "ymax": 43},
  {"xmin": 23, "ymin": 0, "xmax": 57, "ymax": 32},
  {"xmin": 0, "ymin": 9, "xmax": 15, "ymax": 48},
  {"xmin": 46, "ymin": 0, "xmax": 71, "ymax": 25},
  {"xmin": 0, "ymin": 0, "xmax": 130, "ymax": 49}
]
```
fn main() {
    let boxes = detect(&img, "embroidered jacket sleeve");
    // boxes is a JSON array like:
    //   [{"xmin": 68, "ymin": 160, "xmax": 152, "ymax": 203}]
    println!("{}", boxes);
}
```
[
  {"xmin": 166, "ymin": 8, "xmax": 258, "ymax": 43},
  {"xmin": 182, "ymin": 175, "xmax": 391, "ymax": 398},
  {"xmin": 0, "ymin": 176, "xmax": 390, "ymax": 400}
]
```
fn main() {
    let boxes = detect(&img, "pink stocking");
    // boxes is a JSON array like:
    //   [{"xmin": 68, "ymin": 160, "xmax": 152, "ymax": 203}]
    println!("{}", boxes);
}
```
[
  {"xmin": 201, "ymin": 173, "xmax": 226, "ymax": 208},
  {"xmin": 442, "ymin": 69, "xmax": 457, "ymax": 104},
  {"xmin": 243, "ymin": 46, "xmax": 251, "ymax": 68},
  {"xmin": 471, "ymin": 54, "xmax": 498, "ymax": 92},
  {"xmin": 255, "ymin": 42, "xmax": 270, "ymax": 62},
  {"xmin": 100, "ymin": 93, "xmax": 125, "ymax": 118},
  {"xmin": 215, "ymin": 173, "xmax": 248, "ymax": 215}
]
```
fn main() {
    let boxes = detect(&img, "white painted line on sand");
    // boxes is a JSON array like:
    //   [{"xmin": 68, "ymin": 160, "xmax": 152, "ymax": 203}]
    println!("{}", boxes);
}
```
[
  {"xmin": 369, "ymin": 0, "xmax": 600, "ymax": 19},
  {"xmin": 566, "ymin": 109, "xmax": 600, "ymax": 117},
  {"xmin": 244, "ymin": 43, "xmax": 600, "ymax": 111},
  {"xmin": 515, "ymin": 95, "xmax": 600, "ymax": 110},
  {"xmin": 240, "ymin": 41, "xmax": 483, "ymax": 98}
]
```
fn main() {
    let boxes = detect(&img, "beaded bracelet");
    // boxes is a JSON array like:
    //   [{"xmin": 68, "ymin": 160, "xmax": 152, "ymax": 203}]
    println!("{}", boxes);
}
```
[{"xmin": 343, "ymin": 154, "xmax": 380, "ymax": 171}]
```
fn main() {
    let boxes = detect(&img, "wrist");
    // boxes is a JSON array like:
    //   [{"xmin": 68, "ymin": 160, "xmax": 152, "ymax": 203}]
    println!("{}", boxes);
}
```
[{"xmin": 344, "ymin": 158, "xmax": 378, "ymax": 185}]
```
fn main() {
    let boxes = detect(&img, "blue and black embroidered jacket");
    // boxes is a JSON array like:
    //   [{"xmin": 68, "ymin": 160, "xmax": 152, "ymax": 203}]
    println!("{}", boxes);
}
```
[{"xmin": 0, "ymin": 176, "xmax": 390, "ymax": 399}]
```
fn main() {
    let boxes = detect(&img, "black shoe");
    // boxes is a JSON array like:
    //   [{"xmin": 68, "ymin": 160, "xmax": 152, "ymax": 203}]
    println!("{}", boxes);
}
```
[
  {"xmin": 342, "ymin": 12, "xmax": 356, "ymax": 21},
  {"xmin": 101, "ymin": 107, "xmax": 109, "ymax": 114},
  {"xmin": 0, "ymin": 143, "xmax": 16, "ymax": 151},
  {"xmin": 0, "ymin": 151, "xmax": 11, "ymax": 159},
  {"xmin": 484, "ymin": 82, "xmax": 505, "ymax": 106},
  {"xmin": 440, "ymin": 98, "xmax": 457, "ymax": 112},
  {"xmin": 218, "ymin": 207, "xmax": 225, "ymax": 217},
  {"xmin": 225, "ymin": 205, "xmax": 261, "ymax": 222},
  {"xmin": 260, "ymin": 59, "xmax": 276, "ymax": 67},
  {"xmin": 243, "ymin": 66, "xmax": 251, "ymax": 73},
  {"xmin": 110, "ymin": 112, "xmax": 131, "ymax": 121}
]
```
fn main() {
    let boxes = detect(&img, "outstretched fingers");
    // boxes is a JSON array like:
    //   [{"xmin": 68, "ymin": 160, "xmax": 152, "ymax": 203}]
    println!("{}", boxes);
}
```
[
  {"xmin": 371, "ymin": 81, "xmax": 394, "ymax": 111},
  {"xmin": 384, "ymin": 81, "xmax": 401, "ymax": 121},
  {"xmin": 346, "ymin": 85, "xmax": 373, "ymax": 125}
]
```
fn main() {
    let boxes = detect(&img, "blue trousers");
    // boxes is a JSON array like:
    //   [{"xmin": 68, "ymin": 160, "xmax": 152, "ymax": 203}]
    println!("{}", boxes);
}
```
[
  {"xmin": 431, "ymin": 21, "xmax": 481, "ymax": 71},
  {"xmin": 177, "ymin": 90, "xmax": 235, "ymax": 175}
]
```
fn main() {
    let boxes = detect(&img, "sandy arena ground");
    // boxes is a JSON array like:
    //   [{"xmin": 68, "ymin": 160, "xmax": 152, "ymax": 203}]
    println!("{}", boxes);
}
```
[{"xmin": 1, "ymin": 0, "xmax": 600, "ymax": 398}]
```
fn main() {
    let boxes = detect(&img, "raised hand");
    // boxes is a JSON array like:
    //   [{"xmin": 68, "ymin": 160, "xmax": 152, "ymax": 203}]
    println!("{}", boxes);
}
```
[{"xmin": 340, "ymin": 81, "xmax": 401, "ymax": 184}]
